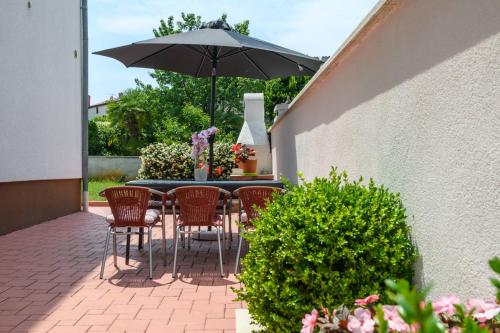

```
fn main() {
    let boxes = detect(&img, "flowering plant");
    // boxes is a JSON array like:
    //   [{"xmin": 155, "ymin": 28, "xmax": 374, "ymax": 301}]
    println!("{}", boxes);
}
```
[
  {"xmin": 301, "ymin": 257, "xmax": 500, "ymax": 333},
  {"xmin": 231, "ymin": 143, "xmax": 256, "ymax": 163},
  {"xmin": 138, "ymin": 142, "xmax": 235, "ymax": 180},
  {"xmin": 191, "ymin": 126, "xmax": 218, "ymax": 161}
]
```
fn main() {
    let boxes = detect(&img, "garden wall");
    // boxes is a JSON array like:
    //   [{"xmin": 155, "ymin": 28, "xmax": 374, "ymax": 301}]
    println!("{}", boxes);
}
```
[
  {"xmin": 89, "ymin": 156, "xmax": 141, "ymax": 179},
  {"xmin": 270, "ymin": 0, "xmax": 500, "ymax": 298}
]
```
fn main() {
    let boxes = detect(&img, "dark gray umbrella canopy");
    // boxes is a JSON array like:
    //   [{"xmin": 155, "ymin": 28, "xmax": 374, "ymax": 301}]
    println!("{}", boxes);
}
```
[
  {"xmin": 94, "ymin": 22, "xmax": 322, "ymax": 79},
  {"xmin": 94, "ymin": 20, "xmax": 323, "ymax": 179}
]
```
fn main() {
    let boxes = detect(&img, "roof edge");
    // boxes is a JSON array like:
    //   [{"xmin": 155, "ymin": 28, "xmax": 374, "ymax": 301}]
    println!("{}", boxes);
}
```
[{"xmin": 269, "ymin": 0, "xmax": 400, "ymax": 131}]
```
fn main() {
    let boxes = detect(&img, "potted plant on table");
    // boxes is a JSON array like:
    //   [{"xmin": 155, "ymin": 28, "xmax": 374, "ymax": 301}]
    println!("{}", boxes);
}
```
[
  {"xmin": 191, "ymin": 127, "xmax": 218, "ymax": 181},
  {"xmin": 231, "ymin": 143, "xmax": 257, "ymax": 174}
]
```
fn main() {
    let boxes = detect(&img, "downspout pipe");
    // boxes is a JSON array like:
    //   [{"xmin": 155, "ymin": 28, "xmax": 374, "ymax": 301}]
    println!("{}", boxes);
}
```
[{"xmin": 81, "ymin": 0, "xmax": 89, "ymax": 211}]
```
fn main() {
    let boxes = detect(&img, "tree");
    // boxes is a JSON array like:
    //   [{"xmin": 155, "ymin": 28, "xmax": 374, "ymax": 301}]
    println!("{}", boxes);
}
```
[
  {"xmin": 106, "ymin": 88, "xmax": 156, "ymax": 155},
  {"xmin": 148, "ymin": 13, "xmax": 263, "ymax": 142},
  {"xmin": 264, "ymin": 76, "xmax": 311, "ymax": 125}
]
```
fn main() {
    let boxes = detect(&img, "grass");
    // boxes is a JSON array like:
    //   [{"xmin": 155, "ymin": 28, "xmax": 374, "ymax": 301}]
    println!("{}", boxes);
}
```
[{"xmin": 88, "ymin": 179, "xmax": 126, "ymax": 201}]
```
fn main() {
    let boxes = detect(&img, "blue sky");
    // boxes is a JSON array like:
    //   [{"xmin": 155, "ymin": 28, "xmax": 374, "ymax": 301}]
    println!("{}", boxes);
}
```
[{"xmin": 89, "ymin": 0, "xmax": 378, "ymax": 104}]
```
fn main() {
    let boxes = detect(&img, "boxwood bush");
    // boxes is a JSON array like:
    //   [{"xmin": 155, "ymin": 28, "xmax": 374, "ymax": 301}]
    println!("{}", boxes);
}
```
[
  {"xmin": 138, "ymin": 142, "xmax": 235, "ymax": 180},
  {"xmin": 235, "ymin": 168, "xmax": 417, "ymax": 332}
]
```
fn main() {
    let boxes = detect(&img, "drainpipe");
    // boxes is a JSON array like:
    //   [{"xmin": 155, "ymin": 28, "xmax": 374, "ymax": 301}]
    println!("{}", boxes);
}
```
[{"xmin": 81, "ymin": 0, "xmax": 89, "ymax": 212}]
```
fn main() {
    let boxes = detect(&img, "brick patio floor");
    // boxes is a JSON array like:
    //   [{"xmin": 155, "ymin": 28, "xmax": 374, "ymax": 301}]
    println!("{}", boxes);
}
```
[{"xmin": 0, "ymin": 208, "xmax": 246, "ymax": 332}]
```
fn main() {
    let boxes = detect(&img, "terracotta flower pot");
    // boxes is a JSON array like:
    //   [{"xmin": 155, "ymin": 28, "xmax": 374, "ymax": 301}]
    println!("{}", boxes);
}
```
[{"xmin": 239, "ymin": 159, "xmax": 257, "ymax": 174}]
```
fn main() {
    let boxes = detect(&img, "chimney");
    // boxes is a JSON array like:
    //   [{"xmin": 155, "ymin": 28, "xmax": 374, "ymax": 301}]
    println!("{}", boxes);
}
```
[
  {"xmin": 237, "ymin": 93, "xmax": 272, "ymax": 174},
  {"xmin": 274, "ymin": 103, "xmax": 289, "ymax": 121}
]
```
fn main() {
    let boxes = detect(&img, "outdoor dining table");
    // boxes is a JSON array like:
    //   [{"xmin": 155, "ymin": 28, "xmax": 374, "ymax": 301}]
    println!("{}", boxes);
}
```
[
  {"xmin": 126, "ymin": 179, "xmax": 284, "ymax": 193},
  {"xmin": 125, "ymin": 179, "xmax": 284, "ymax": 248}
]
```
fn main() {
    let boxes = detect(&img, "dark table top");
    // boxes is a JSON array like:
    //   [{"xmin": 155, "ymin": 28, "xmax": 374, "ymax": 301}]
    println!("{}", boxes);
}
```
[{"xmin": 126, "ymin": 179, "xmax": 284, "ymax": 193}]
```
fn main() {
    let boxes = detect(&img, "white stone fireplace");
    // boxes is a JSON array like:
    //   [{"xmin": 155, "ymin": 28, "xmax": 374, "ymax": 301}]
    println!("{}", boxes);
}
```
[{"xmin": 237, "ymin": 93, "xmax": 272, "ymax": 174}]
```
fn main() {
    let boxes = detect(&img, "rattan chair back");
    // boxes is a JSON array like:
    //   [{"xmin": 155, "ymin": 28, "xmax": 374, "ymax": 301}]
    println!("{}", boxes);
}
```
[
  {"xmin": 174, "ymin": 186, "xmax": 220, "ymax": 227},
  {"xmin": 236, "ymin": 186, "xmax": 280, "ymax": 224},
  {"xmin": 104, "ymin": 186, "xmax": 150, "ymax": 227}
]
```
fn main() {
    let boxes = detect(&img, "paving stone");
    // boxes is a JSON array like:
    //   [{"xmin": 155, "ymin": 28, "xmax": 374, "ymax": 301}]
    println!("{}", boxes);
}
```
[{"xmin": 0, "ymin": 209, "xmax": 241, "ymax": 332}]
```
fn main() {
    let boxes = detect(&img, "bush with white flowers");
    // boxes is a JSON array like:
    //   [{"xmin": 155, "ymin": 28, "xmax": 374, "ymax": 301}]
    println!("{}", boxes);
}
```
[{"xmin": 138, "ymin": 142, "xmax": 235, "ymax": 180}]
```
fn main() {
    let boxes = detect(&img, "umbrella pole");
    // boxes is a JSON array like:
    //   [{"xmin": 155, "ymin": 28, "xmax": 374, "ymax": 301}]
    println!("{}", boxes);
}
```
[{"xmin": 208, "ymin": 56, "xmax": 217, "ymax": 180}]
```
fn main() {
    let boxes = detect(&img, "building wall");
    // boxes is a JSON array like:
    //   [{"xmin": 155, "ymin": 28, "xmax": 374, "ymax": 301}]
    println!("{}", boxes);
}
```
[
  {"xmin": 88, "ymin": 104, "xmax": 108, "ymax": 121},
  {"xmin": 0, "ymin": 0, "xmax": 82, "ymax": 233},
  {"xmin": 271, "ymin": 0, "xmax": 500, "ymax": 298}
]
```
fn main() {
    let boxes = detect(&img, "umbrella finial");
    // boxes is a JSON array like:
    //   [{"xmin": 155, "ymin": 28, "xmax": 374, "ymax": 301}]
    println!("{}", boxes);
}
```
[{"xmin": 200, "ymin": 20, "xmax": 232, "ymax": 31}]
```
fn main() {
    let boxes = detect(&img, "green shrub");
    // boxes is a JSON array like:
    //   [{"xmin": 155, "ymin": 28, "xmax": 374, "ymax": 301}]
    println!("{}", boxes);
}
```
[
  {"xmin": 137, "ymin": 142, "xmax": 236, "ymax": 180},
  {"xmin": 235, "ymin": 168, "xmax": 417, "ymax": 332}
]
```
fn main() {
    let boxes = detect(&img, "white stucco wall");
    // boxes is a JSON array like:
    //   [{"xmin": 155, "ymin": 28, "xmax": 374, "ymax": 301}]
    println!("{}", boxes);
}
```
[
  {"xmin": 88, "ymin": 103, "xmax": 108, "ymax": 121},
  {"xmin": 271, "ymin": 0, "xmax": 500, "ymax": 298},
  {"xmin": 0, "ymin": 0, "xmax": 82, "ymax": 182}
]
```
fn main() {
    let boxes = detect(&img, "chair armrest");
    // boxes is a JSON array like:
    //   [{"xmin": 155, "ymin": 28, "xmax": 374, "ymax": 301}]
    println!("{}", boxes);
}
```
[
  {"xmin": 166, "ymin": 189, "xmax": 176, "ymax": 199},
  {"xmin": 99, "ymin": 190, "xmax": 106, "ymax": 198},
  {"xmin": 148, "ymin": 189, "xmax": 167, "ymax": 205},
  {"xmin": 219, "ymin": 188, "xmax": 231, "ymax": 205},
  {"xmin": 148, "ymin": 188, "xmax": 165, "ymax": 197},
  {"xmin": 219, "ymin": 188, "xmax": 231, "ymax": 197}
]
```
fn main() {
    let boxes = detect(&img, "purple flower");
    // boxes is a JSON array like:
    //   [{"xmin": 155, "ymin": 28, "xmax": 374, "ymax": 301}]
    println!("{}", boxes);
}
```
[{"xmin": 191, "ymin": 127, "xmax": 218, "ymax": 160}]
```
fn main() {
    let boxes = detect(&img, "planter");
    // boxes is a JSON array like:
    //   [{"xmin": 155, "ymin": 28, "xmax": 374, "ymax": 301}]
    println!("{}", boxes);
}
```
[
  {"xmin": 232, "ymin": 168, "xmax": 244, "ymax": 175},
  {"xmin": 238, "ymin": 159, "xmax": 257, "ymax": 174}
]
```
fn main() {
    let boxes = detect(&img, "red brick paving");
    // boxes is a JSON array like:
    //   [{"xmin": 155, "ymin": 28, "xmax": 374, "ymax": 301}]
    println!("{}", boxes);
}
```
[{"xmin": 0, "ymin": 208, "xmax": 246, "ymax": 332}]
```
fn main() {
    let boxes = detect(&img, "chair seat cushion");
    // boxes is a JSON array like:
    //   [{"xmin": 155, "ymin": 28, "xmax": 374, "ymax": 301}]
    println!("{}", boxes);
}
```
[
  {"xmin": 240, "ymin": 212, "xmax": 248, "ymax": 223},
  {"xmin": 106, "ymin": 209, "xmax": 161, "ymax": 225},
  {"xmin": 176, "ymin": 214, "xmax": 222, "ymax": 227},
  {"xmin": 239, "ymin": 212, "xmax": 256, "ymax": 229}
]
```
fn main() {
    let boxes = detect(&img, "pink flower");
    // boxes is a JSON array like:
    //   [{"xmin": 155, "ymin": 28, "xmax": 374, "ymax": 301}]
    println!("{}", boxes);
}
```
[
  {"xmin": 301, "ymin": 309, "xmax": 319, "ymax": 333},
  {"xmin": 347, "ymin": 308, "xmax": 376, "ymax": 333},
  {"xmin": 449, "ymin": 327, "xmax": 461, "ymax": 333},
  {"xmin": 382, "ymin": 305, "xmax": 410, "ymax": 333},
  {"xmin": 433, "ymin": 295, "xmax": 460, "ymax": 316},
  {"xmin": 466, "ymin": 299, "xmax": 500, "ymax": 323},
  {"xmin": 355, "ymin": 295, "xmax": 380, "ymax": 306}
]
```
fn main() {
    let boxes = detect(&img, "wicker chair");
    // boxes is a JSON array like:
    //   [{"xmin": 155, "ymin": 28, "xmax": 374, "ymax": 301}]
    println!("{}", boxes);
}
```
[
  {"xmin": 99, "ymin": 186, "xmax": 166, "ymax": 279},
  {"xmin": 168, "ymin": 186, "xmax": 231, "ymax": 277},
  {"xmin": 233, "ymin": 186, "xmax": 282, "ymax": 273}
]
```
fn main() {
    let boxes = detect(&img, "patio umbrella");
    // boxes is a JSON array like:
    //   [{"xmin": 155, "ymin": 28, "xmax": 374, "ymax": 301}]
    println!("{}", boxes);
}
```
[{"xmin": 94, "ymin": 20, "xmax": 324, "ymax": 179}]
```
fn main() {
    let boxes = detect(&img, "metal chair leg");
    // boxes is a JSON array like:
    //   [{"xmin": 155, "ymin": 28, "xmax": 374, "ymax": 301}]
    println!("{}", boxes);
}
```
[
  {"xmin": 125, "ymin": 227, "xmax": 131, "ymax": 265},
  {"xmin": 234, "ymin": 229, "xmax": 243, "ymax": 274},
  {"xmin": 100, "ymin": 226, "xmax": 112, "ymax": 279},
  {"xmin": 222, "ymin": 222, "xmax": 226, "ymax": 260},
  {"xmin": 228, "ymin": 200, "xmax": 233, "ymax": 243},
  {"xmin": 217, "ymin": 227, "xmax": 224, "ymax": 277},
  {"xmin": 112, "ymin": 228, "xmax": 118, "ymax": 268},
  {"xmin": 148, "ymin": 226, "xmax": 153, "ymax": 279},
  {"xmin": 138, "ymin": 227, "xmax": 144, "ymax": 250},
  {"xmin": 181, "ymin": 227, "xmax": 186, "ymax": 248},
  {"xmin": 172, "ymin": 226, "xmax": 180, "ymax": 278},
  {"xmin": 161, "ymin": 214, "xmax": 167, "ymax": 267}
]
